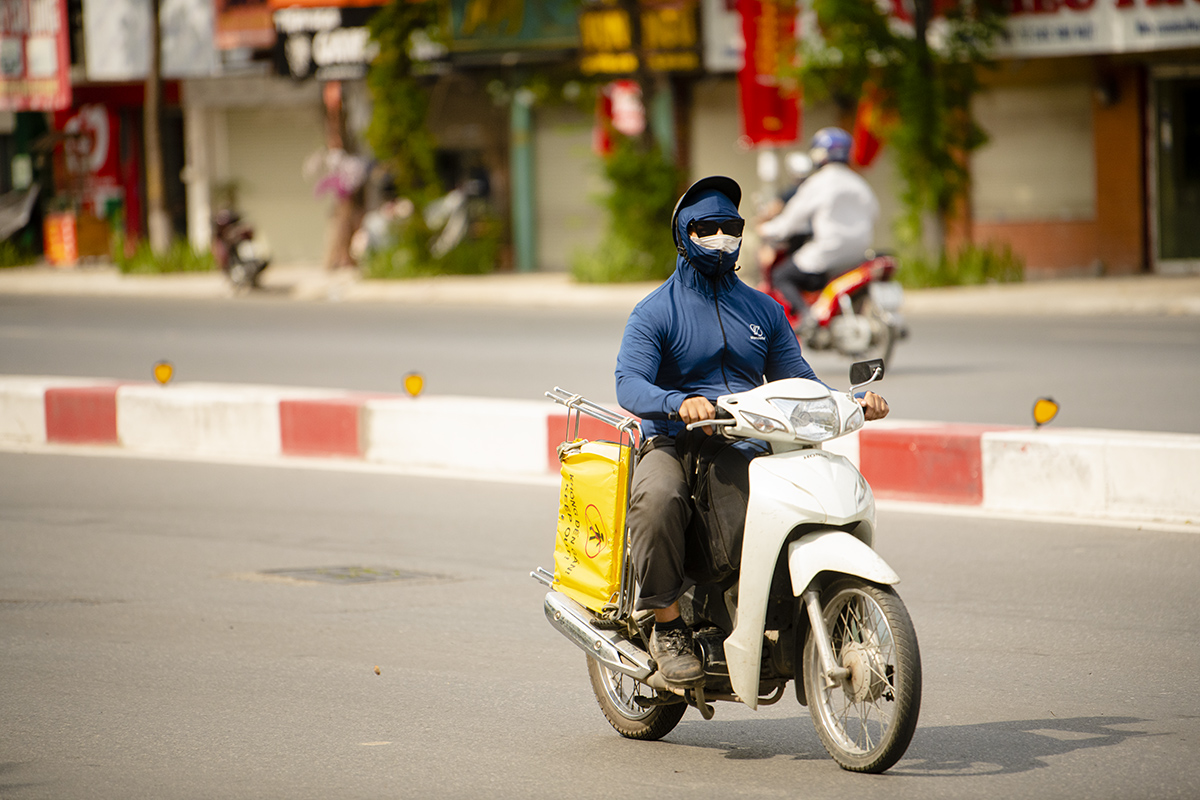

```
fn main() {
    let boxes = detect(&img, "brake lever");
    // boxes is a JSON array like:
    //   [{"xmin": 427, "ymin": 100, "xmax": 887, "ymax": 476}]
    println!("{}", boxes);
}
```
[{"xmin": 685, "ymin": 419, "xmax": 736, "ymax": 431}]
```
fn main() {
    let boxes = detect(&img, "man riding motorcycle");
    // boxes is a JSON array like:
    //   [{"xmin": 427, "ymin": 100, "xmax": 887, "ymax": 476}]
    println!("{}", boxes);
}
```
[
  {"xmin": 756, "ymin": 128, "xmax": 880, "ymax": 334},
  {"xmin": 614, "ymin": 176, "xmax": 889, "ymax": 687}
]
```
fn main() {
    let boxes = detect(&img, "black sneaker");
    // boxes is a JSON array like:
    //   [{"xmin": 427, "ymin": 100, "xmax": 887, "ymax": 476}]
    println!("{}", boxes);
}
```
[{"xmin": 649, "ymin": 625, "xmax": 705, "ymax": 687}]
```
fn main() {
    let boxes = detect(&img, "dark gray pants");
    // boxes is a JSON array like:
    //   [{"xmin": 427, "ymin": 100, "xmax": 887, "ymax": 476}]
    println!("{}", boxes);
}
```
[
  {"xmin": 776, "ymin": 259, "xmax": 833, "ymax": 322},
  {"xmin": 627, "ymin": 440, "xmax": 693, "ymax": 610}
]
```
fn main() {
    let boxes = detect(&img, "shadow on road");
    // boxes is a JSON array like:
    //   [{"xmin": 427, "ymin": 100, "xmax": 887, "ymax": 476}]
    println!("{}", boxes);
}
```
[
  {"xmin": 665, "ymin": 715, "xmax": 1151, "ymax": 775},
  {"xmin": 889, "ymin": 715, "xmax": 1152, "ymax": 776},
  {"xmin": 0, "ymin": 761, "xmax": 42, "ymax": 795}
]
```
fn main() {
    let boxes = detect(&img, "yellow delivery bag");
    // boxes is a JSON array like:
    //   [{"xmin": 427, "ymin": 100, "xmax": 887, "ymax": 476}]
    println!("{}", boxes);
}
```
[{"xmin": 553, "ymin": 440, "xmax": 632, "ymax": 612}]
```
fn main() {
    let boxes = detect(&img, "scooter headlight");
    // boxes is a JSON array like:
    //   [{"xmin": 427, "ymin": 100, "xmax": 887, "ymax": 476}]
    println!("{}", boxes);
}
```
[{"xmin": 768, "ymin": 396, "xmax": 840, "ymax": 442}]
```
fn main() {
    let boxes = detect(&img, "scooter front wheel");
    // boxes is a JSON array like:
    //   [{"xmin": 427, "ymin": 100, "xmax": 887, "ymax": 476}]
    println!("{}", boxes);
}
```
[
  {"xmin": 803, "ymin": 578, "xmax": 921, "ymax": 773},
  {"xmin": 586, "ymin": 656, "xmax": 685, "ymax": 740}
]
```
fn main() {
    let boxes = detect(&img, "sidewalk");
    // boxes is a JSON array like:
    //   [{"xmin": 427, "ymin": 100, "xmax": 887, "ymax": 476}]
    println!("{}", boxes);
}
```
[
  {"xmin": 2, "ymin": 261, "xmax": 1199, "ymax": 315},
  {"xmin": 2, "ymin": 373, "xmax": 1197, "ymax": 529}
]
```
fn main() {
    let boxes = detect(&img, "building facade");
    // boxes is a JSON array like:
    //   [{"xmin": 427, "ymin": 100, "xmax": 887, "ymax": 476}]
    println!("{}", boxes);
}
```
[{"xmin": 4, "ymin": 0, "xmax": 1195, "ymax": 277}]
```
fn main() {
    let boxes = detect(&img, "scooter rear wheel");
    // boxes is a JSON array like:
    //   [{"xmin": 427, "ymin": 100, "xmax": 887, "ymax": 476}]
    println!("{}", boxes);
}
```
[
  {"xmin": 803, "ymin": 578, "xmax": 921, "ymax": 773},
  {"xmin": 586, "ymin": 656, "xmax": 685, "ymax": 740}
]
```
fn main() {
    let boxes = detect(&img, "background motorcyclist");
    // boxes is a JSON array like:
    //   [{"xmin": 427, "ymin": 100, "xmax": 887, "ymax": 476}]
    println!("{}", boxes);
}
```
[
  {"xmin": 614, "ymin": 176, "xmax": 888, "ymax": 687},
  {"xmin": 756, "ymin": 127, "xmax": 880, "ymax": 333},
  {"xmin": 757, "ymin": 151, "xmax": 815, "ymax": 223}
]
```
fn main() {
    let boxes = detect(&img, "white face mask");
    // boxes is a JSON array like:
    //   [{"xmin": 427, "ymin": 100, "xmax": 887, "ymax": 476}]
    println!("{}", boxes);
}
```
[{"xmin": 690, "ymin": 232, "xmax": 742, "ymax": 253}]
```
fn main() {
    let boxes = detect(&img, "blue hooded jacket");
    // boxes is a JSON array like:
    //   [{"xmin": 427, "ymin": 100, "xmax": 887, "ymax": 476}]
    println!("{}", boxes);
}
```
[{"xmin": 615, "ymin": 186, "xmax": 823, "ymax": 440}]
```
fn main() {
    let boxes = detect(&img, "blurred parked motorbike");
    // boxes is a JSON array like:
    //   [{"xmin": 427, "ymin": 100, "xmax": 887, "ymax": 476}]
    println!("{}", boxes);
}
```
[{"xmin": 212, "ymin": 210, "xmax": 270, "ymax": 290}]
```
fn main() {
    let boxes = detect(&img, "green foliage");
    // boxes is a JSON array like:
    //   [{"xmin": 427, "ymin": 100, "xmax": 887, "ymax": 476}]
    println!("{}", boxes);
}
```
[
  {"xmin": 572, "ymin": 137, "xmax": 682, "ymax": 283},
  {"xmin": 899, "ymin": 243, "xmax": 1024, "ymax": 288},
  {"xmin": 366, "ymin": 0, "xmax": 442, "ymax": 202},
  {"xmin": 366, "ymin": 2, "xmax": 510, "ymax": 279},
  {"xmin": 798, "ymin": 0, "xmax": 1007, "ymax": 254},
  {"xmin": 0, "ymin": 240, "xmax": 35, "ymax": 269},
  {"xmin": 113, "ymin": 233, "xmax": 214, "ymax": 275},
  {"xmin": 361, "ymin": 215, "xmax": 502, "ymax": 279}
]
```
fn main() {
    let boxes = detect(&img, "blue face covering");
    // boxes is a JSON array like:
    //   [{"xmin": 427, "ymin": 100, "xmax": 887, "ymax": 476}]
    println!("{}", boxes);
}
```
[{"xmin": 675, "ymin": 190, "xmax": 743, "ymax": 278}]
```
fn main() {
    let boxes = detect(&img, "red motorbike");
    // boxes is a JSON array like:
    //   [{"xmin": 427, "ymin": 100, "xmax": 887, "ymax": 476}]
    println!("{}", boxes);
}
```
[{"xmin": 759, "ymin": 239, "xmax": 907, "ymax": 367}]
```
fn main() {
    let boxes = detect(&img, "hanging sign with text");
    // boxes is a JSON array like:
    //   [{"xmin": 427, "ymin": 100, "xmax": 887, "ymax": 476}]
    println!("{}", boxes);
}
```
[
  {"xmin": 273, "ymin": 6, "xmax": 381, "ymax": 81},
  {"xmin": 578, "ymin": 0, "xmax": 701, "ymax": 76},
  {"xmin": 997, "ymin": 0, "xmax": 1200, "ymax": 56},
  {"xmin": 883, "ymin": 0, "xmax": 1200, "ymax": 56},
  {"xmin": 0, "ymin": 0, "xmax": 70, "ymax": 111}
]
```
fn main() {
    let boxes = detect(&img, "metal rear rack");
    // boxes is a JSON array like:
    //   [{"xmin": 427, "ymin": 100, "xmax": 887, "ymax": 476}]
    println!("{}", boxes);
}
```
[
  {"xmin": 545, "ymin": 387, "xmax": 641, "ymax": 448},
  {"xmin": 543, "ymin": 387, "xmax": 641, "ymax": 620}
]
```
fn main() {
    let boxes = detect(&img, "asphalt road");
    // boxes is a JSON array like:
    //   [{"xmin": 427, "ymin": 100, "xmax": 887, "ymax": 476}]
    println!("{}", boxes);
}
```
[
  {"xmin": 2, "ymin": 294, "xmax": 1199, "ymax": 433},
  {"xmin": 2, "ymin": 452, "xmax": 1198, "ymax": 799}
]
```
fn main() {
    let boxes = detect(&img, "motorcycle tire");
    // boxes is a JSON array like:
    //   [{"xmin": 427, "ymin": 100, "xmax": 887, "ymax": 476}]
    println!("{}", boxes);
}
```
[
  {"xmin": 228, "ymin": 258, "xmax": 253, "ymax": 290},
  {"xmin": 803, "ymin": 578, "xmax": 921, "ymax": 773},
  {"xmin": 847, "ymin": 295, "xmax": 896, "ymax": 368},
  {"xmin": 586, "ymin": 656, "xmax": 685, "ymax": 741}
]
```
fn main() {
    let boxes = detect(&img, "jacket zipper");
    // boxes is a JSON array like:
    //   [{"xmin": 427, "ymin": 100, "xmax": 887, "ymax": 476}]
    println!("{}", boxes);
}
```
[{"xmin": 712, "ymin": 254, "xmax": 732, "ymax": 394}]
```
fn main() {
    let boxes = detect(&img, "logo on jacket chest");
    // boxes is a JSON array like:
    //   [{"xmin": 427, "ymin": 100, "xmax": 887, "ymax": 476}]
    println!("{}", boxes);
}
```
[{"xmin": 748, "ymin": 323, "xmax": 766, "ymax": 341}]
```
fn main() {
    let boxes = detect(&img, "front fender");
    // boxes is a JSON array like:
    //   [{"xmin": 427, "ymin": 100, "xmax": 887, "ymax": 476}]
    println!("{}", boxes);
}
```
[
  {"xmin": 723, "ymin": 453, "xmax": 875, "ymax": 710},
  {"xmin": 787, "ymin": 530, "xmax": 900, "ymax": 597}
]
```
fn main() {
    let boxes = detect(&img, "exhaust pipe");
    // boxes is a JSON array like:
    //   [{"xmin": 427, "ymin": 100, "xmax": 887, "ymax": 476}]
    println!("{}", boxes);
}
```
[{"xmin": 543, "ymin": 591, "xmax": 653, "ymax": 681}]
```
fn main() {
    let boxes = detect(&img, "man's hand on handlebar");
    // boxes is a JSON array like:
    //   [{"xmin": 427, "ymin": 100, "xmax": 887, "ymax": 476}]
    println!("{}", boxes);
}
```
[
  {"xmin": 679, "ymin": 396, "xmax": 716, "ymax": 435},
  {"xmin": 860, "ymin": 391, "xmax": 889, "ymax": 421}
]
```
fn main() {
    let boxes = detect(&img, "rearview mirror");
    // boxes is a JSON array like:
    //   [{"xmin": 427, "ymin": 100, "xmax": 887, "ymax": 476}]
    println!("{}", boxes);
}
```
[{"xmin": 849, "ymin": 359, "xmax": 885, "ymax": 386}]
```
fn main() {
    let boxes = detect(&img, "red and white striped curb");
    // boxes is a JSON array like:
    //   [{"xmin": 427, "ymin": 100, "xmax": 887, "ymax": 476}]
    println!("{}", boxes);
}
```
[{"xmin": 2, "ymin": 376, "xmax": 1197, "ymax": 526}]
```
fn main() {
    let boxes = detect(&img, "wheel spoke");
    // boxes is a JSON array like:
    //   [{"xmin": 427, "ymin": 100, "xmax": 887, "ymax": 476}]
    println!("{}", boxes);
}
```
[{"xmin": 599, "ymin": 664, "xmax": 655, "ymax": 719}]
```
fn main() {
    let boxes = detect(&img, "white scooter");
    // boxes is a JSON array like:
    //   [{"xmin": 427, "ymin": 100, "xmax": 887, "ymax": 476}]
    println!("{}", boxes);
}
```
[{"xmin": 533, "ymin": 360, "xmax": 921, "ymax": 773}]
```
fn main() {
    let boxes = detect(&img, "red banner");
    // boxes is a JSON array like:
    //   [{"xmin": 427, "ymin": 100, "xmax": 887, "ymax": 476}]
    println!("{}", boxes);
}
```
[
  {"xmin": 850, "ymin": 83, "xmax": 893, "ymax": 167},
  {"xmin": 736, "ymin": 0, "xmax": 800, "ymax": 148},
  {"xmin": 0, "ymin": 0, "xmax": 71, "ymax": 112}
]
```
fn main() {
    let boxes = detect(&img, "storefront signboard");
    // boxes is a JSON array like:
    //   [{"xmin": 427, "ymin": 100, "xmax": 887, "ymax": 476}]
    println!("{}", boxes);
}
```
[
  {"xmin": 996, "ymin": 0, "xmax": 1200, "ymax": 56},
  {"xmin": 702, "ymin": 0, "xmax": 743, "ymax": 73},
  {"xmin": 272, "ymin": 6, "xmax": 381, "ymax": 81},
  {"xmin": 216, "ymin": 0, "xmax": 276, "ymax": 51},
  {"xmin": 447, "ymin": 0, "xmax": 579, "ymax": 52},
  {"xmin": 578, "ymin": 0, "xmax": 701, "ymax": 75},
  {"xmin": 0, "ymin": 0, "xmax": 71, "ymax": 112},
  {"xmin": 53, "ymin": 104, "xmax": 123, "ymax": 218},
  {"xmin": 82, "ymin": 0, "xmax": 218, "ymax": 81}
]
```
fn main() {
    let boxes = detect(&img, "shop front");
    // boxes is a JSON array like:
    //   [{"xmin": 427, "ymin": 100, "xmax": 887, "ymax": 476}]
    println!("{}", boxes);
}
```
[
  {"xmin": 982, "ymin": 0, "xmax": 1200, "ymax": 275},
  {"xmin": 1152, "ymin": 65, "xmax": 1200, "ymax": 273}
]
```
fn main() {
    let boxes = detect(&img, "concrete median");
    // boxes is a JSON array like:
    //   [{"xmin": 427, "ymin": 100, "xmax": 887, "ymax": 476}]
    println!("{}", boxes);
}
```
[{"xmin": 1, "ymin": 374, "xmax": 1195, "ymax": 527}]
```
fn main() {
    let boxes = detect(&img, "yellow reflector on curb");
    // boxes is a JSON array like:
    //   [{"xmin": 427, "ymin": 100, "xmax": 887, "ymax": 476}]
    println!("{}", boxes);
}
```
[
  {"xmin": 403, "ymin": 372, "xmax": 424, "ymax": 398},
  {"xmin": 1033, "ymin": 397, "xmax": 1059, "ymax": 427},
  {"xmin": 153, "ymin": 361, "xmax": 174, "ymax": 386}
]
